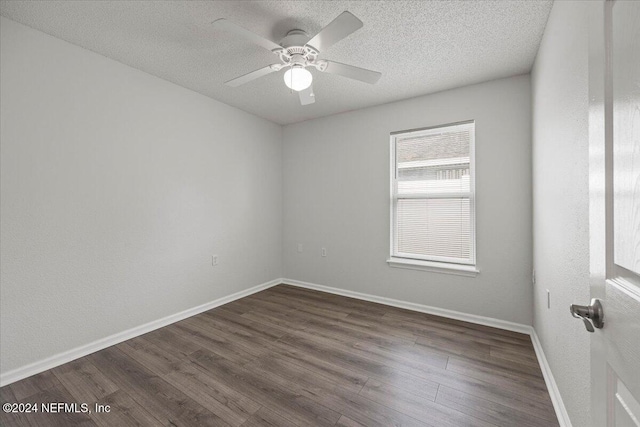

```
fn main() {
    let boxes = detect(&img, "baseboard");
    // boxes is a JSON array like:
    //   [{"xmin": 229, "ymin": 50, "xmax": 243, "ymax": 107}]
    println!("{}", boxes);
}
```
[
  {"xmin": 281, "ymin": 278, "xmax": 531, "ymax": 334},
  {"xmin": 530, "ymin": 329, "xmax": 573, "ymax": 427},
  {"xmin": 0, "ymin": 278, "xmax": 281, "ymax": 387}
]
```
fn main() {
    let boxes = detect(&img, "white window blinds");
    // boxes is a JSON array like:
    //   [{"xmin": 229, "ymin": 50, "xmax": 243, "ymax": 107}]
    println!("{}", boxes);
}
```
[{"xmin": 391, "ymin": 121, "xmax": 475, "ymax": 265}]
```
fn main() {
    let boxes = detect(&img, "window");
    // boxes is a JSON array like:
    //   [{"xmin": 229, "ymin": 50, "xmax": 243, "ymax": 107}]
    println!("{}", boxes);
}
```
[{"xmin": 389, "ymin": 121, "xmax": 477, "ymax": 275}]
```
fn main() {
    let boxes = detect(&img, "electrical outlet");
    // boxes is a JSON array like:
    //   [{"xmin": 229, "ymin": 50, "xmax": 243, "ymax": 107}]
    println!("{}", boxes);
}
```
[
  {"xmin": 321, "ymin": 247, "xmax": 327, "ymax": 257},
  {"xmin": 532, "ymin": 269, "xmax": 536, "ymax": 284},
  {"xmin": 546, "ymin": 289, "xmax": 550, "ymax": 309},
  {"xmin": 212, "ymin": 255, "xmax": 218, "ymax": 266},
  {"xmin": 297, "ymin": 243, "xmax": 303, "ymax": 253}
]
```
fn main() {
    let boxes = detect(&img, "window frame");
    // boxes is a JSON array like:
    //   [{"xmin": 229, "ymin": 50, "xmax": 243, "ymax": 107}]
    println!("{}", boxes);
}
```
[{"xmin": 388, "ymin": 120, "xmax": 477, "ymax": 274}]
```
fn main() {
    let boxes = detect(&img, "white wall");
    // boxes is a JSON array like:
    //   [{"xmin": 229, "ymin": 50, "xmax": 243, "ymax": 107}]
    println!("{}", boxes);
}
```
[
  {"xmin": 282, "ymin": 75, "xmax": 533, "ymax": 325},
  {"xmin": 0, "ymin": 17, "xmax": 282, "ymax": 376},
  {"xmin": 531, "ymin": 2, "xmax": 590, "ymax": 426}
]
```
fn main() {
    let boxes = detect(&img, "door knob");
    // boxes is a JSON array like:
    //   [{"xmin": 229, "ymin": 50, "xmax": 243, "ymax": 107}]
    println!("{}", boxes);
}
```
[{"xmin": 570, "ymin": 298, "xmax": 604, "ymax": 332}]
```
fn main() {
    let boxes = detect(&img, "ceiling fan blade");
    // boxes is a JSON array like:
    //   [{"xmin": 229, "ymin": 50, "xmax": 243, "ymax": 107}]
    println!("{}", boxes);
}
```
[
  {"xmin": 212, "ymin": 19, "xmax": 282, "ymax": 52},
  {"xmin": 298, "ymin": 85, "xmax": 316, "ymax": 105},
  {"xmin": 306, "ymin": 11, "xmax": 363, "ymax": 52},
  {"xmin": 225, "ymin": 65, "xmax": 279, "ymax": 87},
  {"xmin": 322, "ymin": 61, "xmax": 381, "ymax": 84}
]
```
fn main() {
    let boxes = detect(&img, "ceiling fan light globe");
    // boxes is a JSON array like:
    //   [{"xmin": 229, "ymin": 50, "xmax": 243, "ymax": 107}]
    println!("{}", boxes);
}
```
[{"xmin": 284, "ymin": 67, "xmax": 313, "ymax": 91}]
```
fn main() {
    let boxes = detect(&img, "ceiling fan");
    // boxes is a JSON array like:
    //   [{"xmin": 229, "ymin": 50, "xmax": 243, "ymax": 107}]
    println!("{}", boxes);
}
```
[{"xmin": 212, "ymin": 11, "xmax": 382, "ymax": 106}]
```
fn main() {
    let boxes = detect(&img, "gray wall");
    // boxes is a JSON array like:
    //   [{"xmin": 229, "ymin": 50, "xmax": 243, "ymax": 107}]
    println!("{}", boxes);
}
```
[
  {"xmin": 0, "ymin": 17, "xmax": 283, "ymax": 375},
  {"xmin": 282, "ymin": 75, "xmax": 533, "ymax": 325},
  {"xmin": 531, "ymin": 2, "xmax": 590, "ymax": 426}
]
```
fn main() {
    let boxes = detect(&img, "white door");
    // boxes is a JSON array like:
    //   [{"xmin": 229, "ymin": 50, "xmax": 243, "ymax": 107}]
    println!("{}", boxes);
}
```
[{"xmin": 588, "ymin": 1, "xmax": 640, "ymax": 426}]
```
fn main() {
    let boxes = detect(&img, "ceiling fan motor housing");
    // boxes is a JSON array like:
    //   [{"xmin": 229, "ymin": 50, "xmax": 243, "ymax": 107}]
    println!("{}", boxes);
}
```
[
  {"xmin": 274, "ymin": 29, "xmax": 327, "ymax": 71},
  {"xmin": 289, "ymin": 54, "xmax": 306, "ymax": 67}
]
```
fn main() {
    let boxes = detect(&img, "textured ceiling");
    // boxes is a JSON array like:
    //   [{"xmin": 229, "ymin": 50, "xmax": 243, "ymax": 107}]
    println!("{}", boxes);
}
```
[{"xmin": 0, "ymin": 1, "xmax": 552, "ymax": 125}]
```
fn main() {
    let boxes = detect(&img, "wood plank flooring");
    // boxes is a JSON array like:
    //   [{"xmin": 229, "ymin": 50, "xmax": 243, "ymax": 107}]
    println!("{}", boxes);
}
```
[{"xmin": 0, "ymin": 285, "xmax": 559, "ymax": 426}]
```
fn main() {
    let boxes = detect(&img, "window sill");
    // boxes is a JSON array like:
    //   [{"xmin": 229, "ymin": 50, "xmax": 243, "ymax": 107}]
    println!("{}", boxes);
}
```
[{"xmin": 386, "ymin": 257, "xmax": 479, "ymax": 277}]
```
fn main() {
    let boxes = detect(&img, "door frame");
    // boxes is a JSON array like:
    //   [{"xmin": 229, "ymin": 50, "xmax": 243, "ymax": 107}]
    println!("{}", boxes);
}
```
[{"xmin": 587, "ymin": 2, "xmax": 609, "ymax": 426}]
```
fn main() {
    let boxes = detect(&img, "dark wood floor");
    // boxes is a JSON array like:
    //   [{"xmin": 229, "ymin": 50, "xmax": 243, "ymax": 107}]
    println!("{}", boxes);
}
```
[{"xmin": 1, "ymin": 285, "xmax": 558, "ymax": 427}]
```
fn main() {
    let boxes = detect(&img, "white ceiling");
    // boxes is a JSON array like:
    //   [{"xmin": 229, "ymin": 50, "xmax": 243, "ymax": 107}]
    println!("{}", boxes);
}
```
[{"xmin": 0, "ymin": 1, "xmax": 552, "ymax": 125}]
